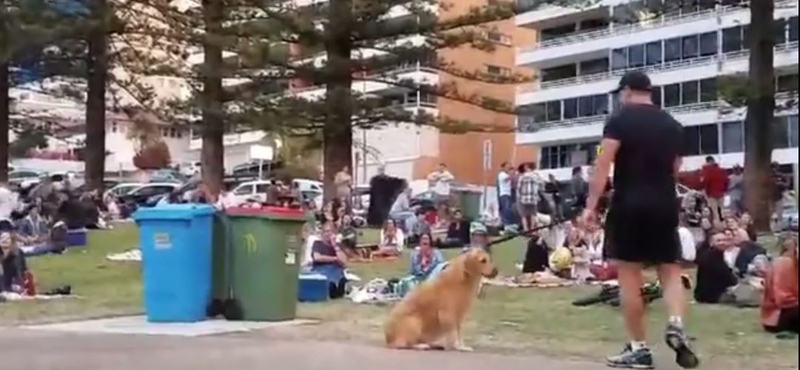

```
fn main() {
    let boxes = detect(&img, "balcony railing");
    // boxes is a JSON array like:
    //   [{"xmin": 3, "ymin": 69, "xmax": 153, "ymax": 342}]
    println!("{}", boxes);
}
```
[
  {"xmin": 518, "ymin": 41, "xmax": 799, "ymax": 95},
  {"xmin": 520, "ymin": 8, "xmax": 719, "ymax": 53},
  {"xmin": 291, "ymin": 65, "xmax": 438, "ymax": 95}
]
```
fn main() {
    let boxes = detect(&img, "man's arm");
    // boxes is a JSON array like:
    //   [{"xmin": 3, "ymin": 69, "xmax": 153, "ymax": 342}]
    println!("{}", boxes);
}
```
[
  {"xmin": 674, "ymin": 156, "xmax": 683, "ymax": 178},
  {"xmin": 586, "ymin": 138, "xmax": 621, "ymax": 212}
]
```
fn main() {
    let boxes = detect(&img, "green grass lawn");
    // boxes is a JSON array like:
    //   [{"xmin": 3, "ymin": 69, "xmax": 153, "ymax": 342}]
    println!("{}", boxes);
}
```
[{"xmin": 1, "ymin": 225, "xmax": 797, "ymax": 369}]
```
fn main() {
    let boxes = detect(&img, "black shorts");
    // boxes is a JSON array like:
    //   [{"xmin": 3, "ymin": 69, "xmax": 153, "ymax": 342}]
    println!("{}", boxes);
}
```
[{"xmin": 604, "ymin": 203, "xmax": 681, "ymax": 264}]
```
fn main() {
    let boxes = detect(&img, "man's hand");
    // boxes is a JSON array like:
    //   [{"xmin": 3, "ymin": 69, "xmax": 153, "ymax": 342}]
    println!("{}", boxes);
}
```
[{"xmin": 580, "ymin": 208, "xmax": 598, "ymax": 229}]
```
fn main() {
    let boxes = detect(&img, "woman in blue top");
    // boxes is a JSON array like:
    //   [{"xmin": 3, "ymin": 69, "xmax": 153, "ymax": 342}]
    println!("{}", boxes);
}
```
[{"xmin": 397, "ymin": 233, "xmax": 447, "ymax": 297}]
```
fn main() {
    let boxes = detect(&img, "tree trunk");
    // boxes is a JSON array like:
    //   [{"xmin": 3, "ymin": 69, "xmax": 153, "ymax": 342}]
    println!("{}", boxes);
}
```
[
  {"xmin": 85, "ymin": 0, "xmax": 109, "ymax": 192},
  {"xmin": 0, "ymin": 61, "xmax": 9, "ymax": 183},
  {"xmin": 201, "ymin": 0, "xmax": 225, "ymax": 198},
  {"xmin": 322, "ymin": 0, "xmax": 354, "ymax": 201},
  {"xmin": 744, "ymin": 0, "xmax": 776, "ymax": 231}
]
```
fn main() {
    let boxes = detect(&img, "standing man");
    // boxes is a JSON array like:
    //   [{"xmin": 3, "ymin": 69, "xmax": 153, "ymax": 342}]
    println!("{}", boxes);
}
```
[
  {"xmin": 571, "ymin": 166, "xmax": 589, "ymax": 209},
  {"xmin": 582, "ymin": 71, "xmax": 699, "ymax": 369},
  {"xmin": 428, "ymin": 163, "xmax": 455, "ymax": 208},
  {"xmin": 334, "ymin": 166, "xmax": 353, "ymax": 208},
  {"xmin": 497, "ymin": 162, "xmax": 514, "ymax": 227},
  {"xmin": 701, "ymin": 156, "xmax": 728, "ymax": 224},
  {"xmin": 517, "ymin": 162, "xmax": 542, "ymax": 232}
]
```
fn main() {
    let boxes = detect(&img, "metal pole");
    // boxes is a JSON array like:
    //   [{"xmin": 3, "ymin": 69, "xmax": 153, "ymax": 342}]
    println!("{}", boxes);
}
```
[
  {"xmin": 362, "ymin": 129, "xmax": 368, "ymax": 184},
  {"xmin": 258, "ymin": 159, "xmax": 264, "ymax": 180}
]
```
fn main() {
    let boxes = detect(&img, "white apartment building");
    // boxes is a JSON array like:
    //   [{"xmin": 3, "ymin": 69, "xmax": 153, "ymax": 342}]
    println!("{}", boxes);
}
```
[{"xmin": 515, "ymin": 0, "xmax": 799, "ymax": 180}]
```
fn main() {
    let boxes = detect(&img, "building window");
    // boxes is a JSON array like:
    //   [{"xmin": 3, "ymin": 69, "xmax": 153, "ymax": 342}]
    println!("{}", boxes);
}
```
[
  {"xmin": 774, "ymin": 19, "xmax": 787, "ymax": 45},
  {"xmin": 110, "ymin": 122, "xmax": 118, "ymax": 133},
  {"xmin": 593, "ymin": 94, "xmax": 609, "ymax": 115},
  {"xmin": 700, "ymin": 78, "xmax": 717, "ymax": 102},
  {"xmin": 699, "ymin": 32, "xmax": 717, "ymax": 57},
  {"xmin": 580, "ymin": 58, "xmax": 609, "ymax": 75},
  {"xmin": 629, "ymin": 44, "xmax": 645, "ymax": 68},
  {"xmin": 774, "ymin": 116, "xmax": 791, "ymax": 149},
  {"xmin": 612, "ymin": 48, "xmax": 628, "ymax": 71},
  {"xmin": 664, "ymin": 83, "xmax": 681, "ymax": 107},
  {"xmin": 487, "ymin": 30, "xmax": 512, "ymax": 45},
  {"xmin": 530, "ymin": 103, "xmax": 547, "ymax": 123},
  {"xmin": 546, "ymin": 100, "xmax": 561, "ymax": 122},
  {"xmin": 790, "ymin": 17, "xmax": 798, "ymax": 42},
  {"xmin": 665, "ymin": 38, "xmax": 682, "ymax": 62},
  {"xmin": 540, "ymin": 143, "xmax": 599, "ymax": 169},
  {"xmin": 682, "ymin": 35, "xmax": 699, "ymax": 59},
  {"xmin": 681, "ymin": 80, "xmax": 699, "ymax": 105},
  {"xmin": 723, "ymin": 26, "xmax": 743, "ymax": 53},
  {"xmin": 685, "ymin": 124, "xmax": 719, "ymax": 156},
  {"xmin": 789, "ymin": 115, "xmax": 799, "ymax": 148},
  {"xmin": 722, "ymin": 121, "xmax": 744, "ymax": 153},
  {"xmin": 579, "ymin": 96, "xmax": 594, "ymax": 117},
  {"xmin": 485, "ymin": 64, "xmax": 511, "ymax": 76},
  {"xmin": 777, "ymin": 74, "xmax": 798, "ymax": 93},
  {"xmin": 564, "ymin": 98, "xmax": 578, "ymax": 119},
  {"xmin": 542, "ymin": 64, "xmax": 577, "ymax": 82},
  {"xmin": 646, "ymin": 41, "xmax": 663, "ymax": 66}
]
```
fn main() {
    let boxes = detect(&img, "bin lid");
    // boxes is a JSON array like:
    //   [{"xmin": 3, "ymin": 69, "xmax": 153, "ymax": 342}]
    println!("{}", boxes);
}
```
[
  {"xmin": 133, "ymin": 204, "xmax": 216, "ymax": 221},
  {"xmin": 225, "ymin": 206, "xmax": 309, "ymax": 221}
]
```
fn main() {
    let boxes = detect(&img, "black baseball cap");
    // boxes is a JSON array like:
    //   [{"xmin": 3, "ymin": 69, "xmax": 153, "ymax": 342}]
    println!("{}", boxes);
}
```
[{"xmin": 611, "ymin": 71, "xmax": 653, "ymax": 94}]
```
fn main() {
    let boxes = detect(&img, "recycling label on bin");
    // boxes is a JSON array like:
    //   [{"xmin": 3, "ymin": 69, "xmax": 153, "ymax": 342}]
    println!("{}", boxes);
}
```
[
  {"xmin": 154, "ymin": 233, "xmax": 172, "ymax": 250},
  {"xmin": 285, "ymin": 235, "xmax": 298, "ymax": 265}
]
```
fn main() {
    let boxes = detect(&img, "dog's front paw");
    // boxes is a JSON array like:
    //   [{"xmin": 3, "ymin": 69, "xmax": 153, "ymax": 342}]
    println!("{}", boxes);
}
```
[
  {"xmin": 412, "ymin": 344, "xmax": 433, "ymax": 351},
  {"xmin": 454, "ymin": 345, "xmax": 474, "ymax": 352}
]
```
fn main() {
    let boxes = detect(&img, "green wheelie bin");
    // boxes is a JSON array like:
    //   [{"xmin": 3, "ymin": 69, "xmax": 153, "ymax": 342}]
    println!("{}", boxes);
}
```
[{"xmin": 220, "ymin": 207, "xmax": 309, "ymax": 321}]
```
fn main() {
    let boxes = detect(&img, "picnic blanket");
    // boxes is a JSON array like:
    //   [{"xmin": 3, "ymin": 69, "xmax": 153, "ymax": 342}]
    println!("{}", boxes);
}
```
[{"xmin": 484, "ymin": 272, "xmax": 578, "ymax": 289}]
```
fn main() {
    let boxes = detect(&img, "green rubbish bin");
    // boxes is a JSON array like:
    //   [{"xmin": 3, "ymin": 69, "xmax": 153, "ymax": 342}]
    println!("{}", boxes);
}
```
[
  {"xmin": 222, "ymin": 207, "xmax": 310, "ymax": 321},
  {"xmin": 456, "ymin": 189, "xmax": 483, "ymax": 221}
]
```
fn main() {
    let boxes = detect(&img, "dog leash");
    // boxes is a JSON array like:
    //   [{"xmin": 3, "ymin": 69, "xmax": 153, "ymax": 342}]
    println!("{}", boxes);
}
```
[{"xmin": 486, "ymin": 218, "xmax": 571, "ymax": 247}]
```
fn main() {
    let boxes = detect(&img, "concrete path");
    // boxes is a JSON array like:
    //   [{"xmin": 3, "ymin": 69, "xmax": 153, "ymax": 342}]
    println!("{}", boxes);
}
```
[{"xmin": 0, "ymin": 327, "xmax": 607, "ymax": 370}]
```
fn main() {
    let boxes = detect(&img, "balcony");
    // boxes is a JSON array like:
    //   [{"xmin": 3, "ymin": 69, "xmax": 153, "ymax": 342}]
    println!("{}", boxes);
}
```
[
  {"xmin": 291, "ymin": 65, "xmax": 439, "ymax": 100},
  {"xmin": 516, "ymin": 1, "xmax": 797, "ymax": 68},
  {"xmin": 517, "ymin": 41, "xmax": 799, "ymax": 105}
]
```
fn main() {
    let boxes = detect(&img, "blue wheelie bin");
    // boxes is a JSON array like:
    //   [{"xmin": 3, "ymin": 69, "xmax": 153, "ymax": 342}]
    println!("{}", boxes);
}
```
[{"xmin": 133, "ymin": 204, "xmax": 216, "ymax": 322}]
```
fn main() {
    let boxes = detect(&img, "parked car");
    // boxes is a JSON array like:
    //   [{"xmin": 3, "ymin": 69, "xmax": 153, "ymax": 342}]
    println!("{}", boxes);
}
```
[
  {"xmin": 231, "ymin": 180, "xmax": 273, "ymax": 204},
  {"xmin": 150, "ymin": 169, "xmax": 187, "ymax": 183},
  {"xmin": 104, "ymin": 183, "xmax": 144, "ymax": 200},
  {"xmin": 8, "ymin": 169, "xmax": 44, "ymax": 189},
  {"xmin": 118, "ymin": 183, "xmax": 180, "ymax": 209}
]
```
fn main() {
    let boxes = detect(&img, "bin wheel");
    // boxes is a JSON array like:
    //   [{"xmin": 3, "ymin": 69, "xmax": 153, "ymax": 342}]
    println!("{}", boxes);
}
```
[
  {"xmin": 207, "ymin": 299, "xmax": 224, "ymax": 318},
  {"xmin": 223, "ymin": 299, "xmax": 243, "ymax": 321}
]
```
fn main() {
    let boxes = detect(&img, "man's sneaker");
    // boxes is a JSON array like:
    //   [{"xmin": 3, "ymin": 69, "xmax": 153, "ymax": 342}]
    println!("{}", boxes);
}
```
[
  {"xmin": 665, "ymin": 324, "xmax": 700, "ymax": 369},
  {"xmin": 606, "ymin": 344, "xmax": 654, "ymax": 369}
]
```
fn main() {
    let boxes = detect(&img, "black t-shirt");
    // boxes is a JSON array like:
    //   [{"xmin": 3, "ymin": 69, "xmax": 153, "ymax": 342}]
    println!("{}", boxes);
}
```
[
  {"xmin": 603, "ymin": 104, "xmax": 683, "ymax": 212},
  {"xmin": 311, "ymin": 240, "xmax": 338, "ymax": 266}
]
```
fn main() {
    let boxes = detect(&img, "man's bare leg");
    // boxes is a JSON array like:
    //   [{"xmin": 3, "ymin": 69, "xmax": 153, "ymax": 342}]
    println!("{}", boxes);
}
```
[
  {"xmin": 618, "ymin": 261, "xmax": 646, "ymax": 342},
  {"xmin": 606, "ymin": 261, "xmax": 653, "ymax": 369},
  {"xmin": 659, "ymin": 264, "xmax": 700, "ymax": 369}
]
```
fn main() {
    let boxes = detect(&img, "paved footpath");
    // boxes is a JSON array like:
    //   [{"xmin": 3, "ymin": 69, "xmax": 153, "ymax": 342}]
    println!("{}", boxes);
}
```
[{"xmin": 0, "ymin": 328, "xmax": 609, "ymax": 370}]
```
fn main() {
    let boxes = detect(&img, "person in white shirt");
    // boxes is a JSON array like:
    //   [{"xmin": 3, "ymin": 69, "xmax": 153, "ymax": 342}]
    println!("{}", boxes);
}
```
[
  {"xmin": 427, "ymin": 163, "xmax": 454, "ymax": 207},
  {"xmin": 389, "ymin": 187, "xmax": 415, "ymax": 232},
  {"xmin": 496, "ymin": 162, "xmax": 514, "ymax": 226},
  {"xmin": 0, "ymin": 183, "xmax": 20, "ymax": 222}
]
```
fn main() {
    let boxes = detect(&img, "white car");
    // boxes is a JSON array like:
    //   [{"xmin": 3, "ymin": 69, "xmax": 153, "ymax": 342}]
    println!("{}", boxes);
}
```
[
  {"xmin": 9, "ymin": 169, "xmax": 44, "ymax": 189},
  {"xmin": 231, "ymin": 180, "xmax": 273, "ymax": 204},
  {"xmin": 104, "ymin": 183, "xmax": 144, "ymax": 200}
]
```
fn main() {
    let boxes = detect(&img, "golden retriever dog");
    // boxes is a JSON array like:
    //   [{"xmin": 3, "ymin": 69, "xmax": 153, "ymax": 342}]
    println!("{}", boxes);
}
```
[{"xmin": 384, "ymin": 248, "xmax": 499, "ymax": 352}]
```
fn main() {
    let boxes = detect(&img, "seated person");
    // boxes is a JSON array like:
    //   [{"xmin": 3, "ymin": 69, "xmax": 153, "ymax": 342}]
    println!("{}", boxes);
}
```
[
  {"xmin": 17, "ymin": 206, "xmax": 49, "ymax": 245},
  {"xmin": 336, "ymin": 214, "xmax": 358, "ymax": 256},
  {"xmin": 694, "ymin": 231, "xmax": 739, "ymax": 304},
  {"xmin": 1, "ymin": 225, "xmax": 28, "ymax": 293},
  {"xmin": 729, "ymin": 228, "xmax": 768, "ymax": 277},
  {"xmin": 372, "ymin": 219, "xmax": 405, "ymax": 258},
  {"xmin": 480, "ymin": 204, "xmax": 501, "ymax": 230},
  {"xmin": 762, "ymin": 233, "xmax": 799, "ymax": 334},
  {"xmin": 410, "ymin": 233, "xmax": 446, "ymax": 280},
  {"xmin": 389, "ymin": 188, "xmax": 415, "ymax": 232},
  {"xmin": 436, "ymin": 209, "xmax": 470, "ymax": 249},
  {"xmin": 309, "ymin": 222, "xmax": 348, "ymax": 299},
  {"xmin": 522, "ymin": 225, "xmax": 551, "ymax": 274},
  {"xmin": 739, "ymin": 212, "xmax": 758, "ymax": 242},
  {"xmin": 406, "ymin": 209, "xmax": 431, "ymax": 246},
  {"xmin": 463, "ymin": 222, "xmax": 490, "ymax": 254},
  {"xmin": 565, "ymin": 228, "xmax": 590, "ymax": 282},
  {"xmin": 300, "ymin": 223, "xmax": 319, "ymax": 268}
]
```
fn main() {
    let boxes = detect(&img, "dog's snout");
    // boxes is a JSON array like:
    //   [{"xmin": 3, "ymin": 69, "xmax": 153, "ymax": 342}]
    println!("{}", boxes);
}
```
[{"xmin": 487, "ymin": 267, "xmax": 499, "ymax": 278}]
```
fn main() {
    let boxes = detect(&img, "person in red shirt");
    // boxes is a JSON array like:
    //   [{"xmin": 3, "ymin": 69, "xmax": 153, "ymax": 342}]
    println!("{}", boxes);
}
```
[
  {"xmin": 761, "ymin": 233, "xmax": 799, "ymax": 334},
  {"xmin": 701, "ymin": 156, "xmax": 729, "ymax": 225}
]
